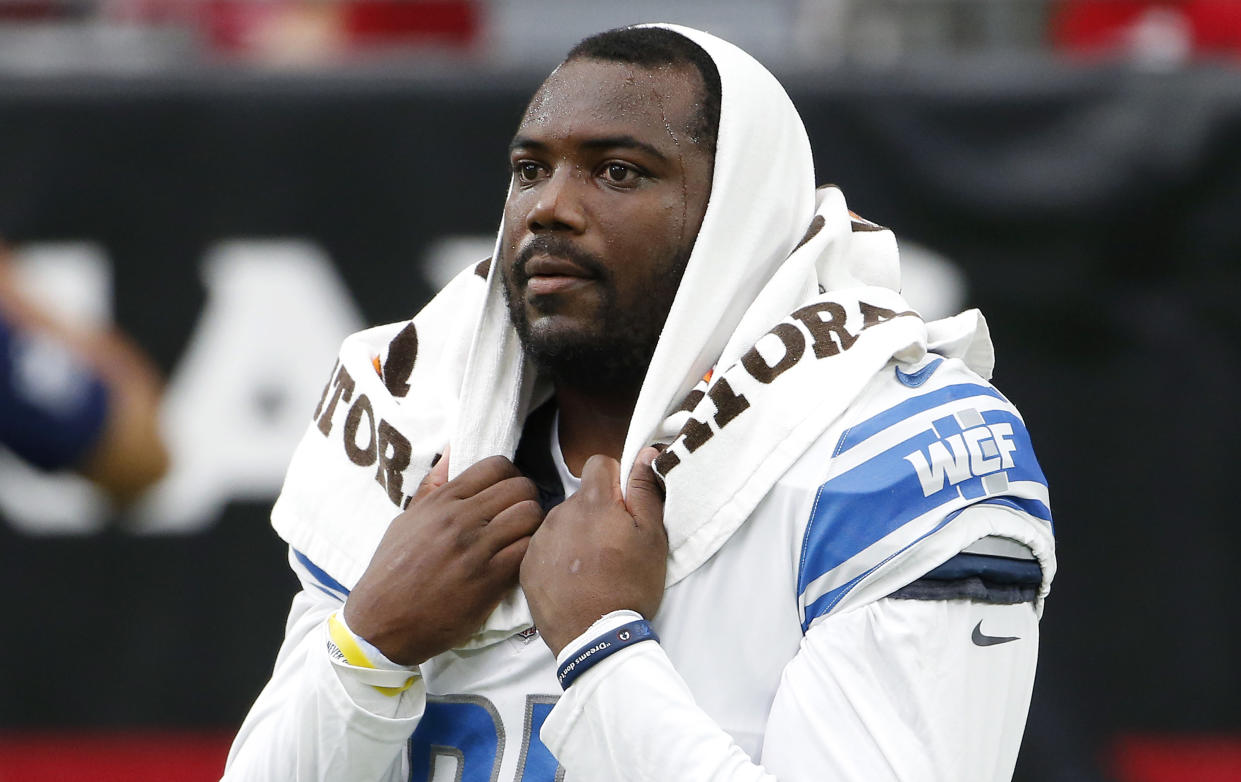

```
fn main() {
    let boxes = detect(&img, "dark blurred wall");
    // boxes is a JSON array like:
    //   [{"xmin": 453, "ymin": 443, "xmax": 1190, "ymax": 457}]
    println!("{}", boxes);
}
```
[{"xmin": 0, "ymin": 65, "xmax": 1237, "ymax": 780}]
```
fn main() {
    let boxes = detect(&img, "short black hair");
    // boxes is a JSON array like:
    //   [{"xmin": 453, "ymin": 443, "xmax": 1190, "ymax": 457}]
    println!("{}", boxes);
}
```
[{"xmin": 565, "ymin": 26, "xmax": 722, "ymax": 156}]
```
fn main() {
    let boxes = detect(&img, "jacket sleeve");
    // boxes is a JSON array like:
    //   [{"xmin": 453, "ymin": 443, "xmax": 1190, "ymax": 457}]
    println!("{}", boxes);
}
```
[
  {"xmin": 221, "ymin": 548, "xmax": 425, "ymax": 782},
  {"xmin": 540, "ymin": 595, "xmax": 1037, "ymax": 782}
]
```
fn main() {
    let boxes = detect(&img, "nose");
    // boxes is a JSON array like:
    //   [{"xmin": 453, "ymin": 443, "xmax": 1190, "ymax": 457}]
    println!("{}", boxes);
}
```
[{"xmin": 527, "ymin": 167, "xmax": 587, "ymax": 234}]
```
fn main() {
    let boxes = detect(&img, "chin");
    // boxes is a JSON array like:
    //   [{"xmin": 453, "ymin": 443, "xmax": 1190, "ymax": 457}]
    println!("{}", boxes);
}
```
[
  {"xmin": 526, "ymin": 308, "xmax": 599, "ymax": 338},
  {"xmin": 525, "ymin": 319, "xmax": 601, "ymax": 356},
  {"xmin": 521, "ymin": 323, "xmax": 655, "ymax": 392}
]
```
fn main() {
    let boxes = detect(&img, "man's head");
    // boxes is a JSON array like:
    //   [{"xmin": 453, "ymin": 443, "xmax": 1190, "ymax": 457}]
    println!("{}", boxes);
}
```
[{"xmin": 499, "ymin": 26, "xmax": 722, "ymax": 393}]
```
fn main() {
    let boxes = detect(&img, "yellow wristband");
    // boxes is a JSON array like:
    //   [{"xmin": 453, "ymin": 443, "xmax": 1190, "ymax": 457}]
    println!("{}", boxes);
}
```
[{"xmin": 327, "ymin": 612, "xmax": 418, "ymax": 696}]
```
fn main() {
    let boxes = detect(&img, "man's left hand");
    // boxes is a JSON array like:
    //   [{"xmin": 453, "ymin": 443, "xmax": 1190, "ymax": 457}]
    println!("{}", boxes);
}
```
[{"xmin": 520, "ymin": 447, "xmax": 668, "ymax": 656}]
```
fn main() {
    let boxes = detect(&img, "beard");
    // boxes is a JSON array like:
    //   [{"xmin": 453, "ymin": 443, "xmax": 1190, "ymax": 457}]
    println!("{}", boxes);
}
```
[{"xmin": 502, "ymin": 235, "xmax": 690, "ymax": 393}]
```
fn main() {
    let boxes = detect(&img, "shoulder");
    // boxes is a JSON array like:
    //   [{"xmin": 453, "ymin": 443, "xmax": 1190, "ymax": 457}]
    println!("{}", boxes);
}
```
[
  {"xmin": 780, "ymin": 354, "xmax": 1044, "ymax": 497},
  {"xmin": 775, "ymin": 354, "xmax": 1053, "ymax": 628}
]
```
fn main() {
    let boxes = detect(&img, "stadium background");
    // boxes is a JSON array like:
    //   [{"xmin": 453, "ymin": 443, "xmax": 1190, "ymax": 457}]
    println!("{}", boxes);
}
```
[{"xmin": 0, "ymin": 2, "xmax": 1239, "ymax": 781}]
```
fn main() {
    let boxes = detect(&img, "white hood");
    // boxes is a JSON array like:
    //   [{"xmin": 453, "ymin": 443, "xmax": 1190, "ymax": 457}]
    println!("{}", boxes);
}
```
[{"xmin": 451, "ymin": 23, "xmax": 823, "ymax": 485}]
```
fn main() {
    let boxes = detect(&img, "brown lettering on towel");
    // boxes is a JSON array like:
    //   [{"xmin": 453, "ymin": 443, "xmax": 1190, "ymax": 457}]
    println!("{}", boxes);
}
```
[
  {"xmin": 741, "ymin": 323, "xmax": 805, "ymax": 384},
  {"xmin": 382, "ymin": 321, "xmax": 419, "ymax": 398},
  {"xmin": 316, "ymin": 366, "xmax": 355, "ymax": 436},
  {"xmin": 376, "ymin": 421, "xmax": 412, "ymax": 505},
  {"xmin": 657, "ymin": 298, "xmax": 913, "ymax": 477},
  {"xmin": 343, "ymin": 394, "xmax": 378, "ymax": 466},
  {"xmin": 791, "ymin": 302, "xmax": 857, "ymax": 359}
]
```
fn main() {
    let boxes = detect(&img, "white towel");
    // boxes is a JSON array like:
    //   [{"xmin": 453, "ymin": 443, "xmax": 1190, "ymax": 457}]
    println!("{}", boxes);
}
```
[{"xmin": 271, "ymin": 24, "xmax": 995, "ymax": 649}]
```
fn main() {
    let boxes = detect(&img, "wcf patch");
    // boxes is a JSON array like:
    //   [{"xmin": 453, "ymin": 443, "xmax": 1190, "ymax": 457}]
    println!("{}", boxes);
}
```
[{"xmin": 903, "ymin": 408, "xmax": 1018, "ymax": 499}]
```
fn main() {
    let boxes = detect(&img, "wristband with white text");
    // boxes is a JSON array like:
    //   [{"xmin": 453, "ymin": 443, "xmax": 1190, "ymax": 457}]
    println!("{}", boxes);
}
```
[{"xmin": 557, "ymin": 619, "xmax": 659, "ymax": 690}]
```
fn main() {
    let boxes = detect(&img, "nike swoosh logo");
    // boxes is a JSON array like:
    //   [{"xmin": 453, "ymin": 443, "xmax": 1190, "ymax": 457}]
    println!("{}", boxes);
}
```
[
  {"xmin": 894, "ymin": 358, "xmax": 943, "ymax": 388},
  {"xmin": 972, "ymin": 620, "xmax": 1020, "ymax": 647}
]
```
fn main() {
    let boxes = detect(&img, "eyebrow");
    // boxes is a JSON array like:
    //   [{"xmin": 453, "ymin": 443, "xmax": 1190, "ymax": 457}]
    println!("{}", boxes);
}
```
[{"xmin": 509, "ymin": 134, "xmax": 670, "ymax": 163}]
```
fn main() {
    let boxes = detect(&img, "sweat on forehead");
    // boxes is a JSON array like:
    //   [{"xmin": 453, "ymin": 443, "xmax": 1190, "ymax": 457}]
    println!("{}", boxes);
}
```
[
  {"xmin": 557, "ymin": 25, "xmax": 722, "ymax": 154},
  {"xmin": 517, "ymin": 59, "xmax": 711, "ymax": 155}
]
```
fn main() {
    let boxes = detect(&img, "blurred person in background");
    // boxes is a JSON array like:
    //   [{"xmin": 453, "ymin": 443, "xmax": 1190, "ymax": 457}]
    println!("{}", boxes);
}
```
[
  {"xmin": 224, "ymin": 23, "xmax": 1054, "ymax": 782},
  {"xmin": 0, "ymin": 241, "xmax": 168, "ymax": 505}
]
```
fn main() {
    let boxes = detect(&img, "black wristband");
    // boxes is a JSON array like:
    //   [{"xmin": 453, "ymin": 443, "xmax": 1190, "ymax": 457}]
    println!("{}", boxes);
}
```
[{"xmin": 556, "ymin": 619, "xmax": 659, "ymax": 690}]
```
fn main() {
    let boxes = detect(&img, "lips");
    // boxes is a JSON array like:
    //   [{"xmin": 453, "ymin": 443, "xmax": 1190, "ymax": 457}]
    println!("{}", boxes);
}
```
[
  {"xmin": 522, "ymin": 254, "xmax": 596, "ymax": 296},
  {"xmin": 524, "ymin": 255, "xmax": 594, "ymax": 279}
]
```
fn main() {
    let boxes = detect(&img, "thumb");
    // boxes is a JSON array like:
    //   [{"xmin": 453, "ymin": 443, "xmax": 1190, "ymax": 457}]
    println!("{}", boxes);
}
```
[
  {"xmin": 579, "ymin": 454, "xmax": 622, "ymax": 505},
  {"xmin": 412, "ymin": 445, "xmax": 451, "ymax": 504},
  {"xmin": 625, "ymin": 447, "xmax": 667, "ymax": 528}
]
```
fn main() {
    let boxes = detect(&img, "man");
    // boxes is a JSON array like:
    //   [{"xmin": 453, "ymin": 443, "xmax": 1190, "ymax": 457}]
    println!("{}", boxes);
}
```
[
  {"xmin": 0, "ymin": 243, "xmax": 168, "ymax": 505},
  {"xmin": 224, "ymin": 24, "xmax": 1054, "ymax": 782}
]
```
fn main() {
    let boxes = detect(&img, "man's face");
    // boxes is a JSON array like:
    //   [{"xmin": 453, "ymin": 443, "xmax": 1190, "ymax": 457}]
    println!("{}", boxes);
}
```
[{"xmin": 500, "ymin": 57, "xmax": 714, "ymax": 390}]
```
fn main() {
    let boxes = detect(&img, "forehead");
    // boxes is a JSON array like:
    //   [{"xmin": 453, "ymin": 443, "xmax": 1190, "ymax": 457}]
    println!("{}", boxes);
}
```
[{"xmin": 517, "ymin": 58, "xmax": 705, "ymax": 149}]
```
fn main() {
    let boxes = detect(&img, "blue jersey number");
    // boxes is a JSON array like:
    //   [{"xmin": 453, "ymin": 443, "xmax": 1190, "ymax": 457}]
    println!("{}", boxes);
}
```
[{"xmin": 408, "ymin": 694, "xmax": 562, "ymax": 782}]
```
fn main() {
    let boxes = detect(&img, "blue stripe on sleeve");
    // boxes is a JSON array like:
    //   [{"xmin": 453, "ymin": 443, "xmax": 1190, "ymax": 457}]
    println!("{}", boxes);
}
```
[
  {"xmin": 801, "ymin": 507, "xmax": 965, "ymax": 629},
  {"xmin": 797, "ymin": 408, "xmax": 1048, "ymax": 602},
  {"xmin": 835, "ymin": 382, "xmax": 1008, "ymax": 455},
  {"xmin": 977, "ymin": 496, "xmax": 1053, "ymax": 527},
  {"xmin": 293, "ymin": 549, "xmax": 350, "ymax": 599},
  {"xmin": 802, "ymin": 572, "xmax": 868, "ymax": 629}
]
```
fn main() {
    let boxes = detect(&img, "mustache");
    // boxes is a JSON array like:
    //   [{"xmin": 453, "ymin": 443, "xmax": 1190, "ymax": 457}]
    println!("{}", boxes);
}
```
[{"xmin": 513, "ymin": 236, "xmax": 610, "ymax": 284}]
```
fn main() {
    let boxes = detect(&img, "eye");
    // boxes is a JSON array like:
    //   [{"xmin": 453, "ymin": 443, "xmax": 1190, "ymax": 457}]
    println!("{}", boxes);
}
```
[
  {"xmin": 601, "ymin": 162, "xmax": 640, "ymax": 184},
  {"xmin": 513, "ymin": 161, "xmax": 545, "ymax": 183}
]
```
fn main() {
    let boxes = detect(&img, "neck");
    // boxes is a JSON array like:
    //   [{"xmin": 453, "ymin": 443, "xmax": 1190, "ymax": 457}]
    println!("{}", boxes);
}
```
[{"xmin": 554, "ymin": 381, "xmax": 641, "ymax": 476}]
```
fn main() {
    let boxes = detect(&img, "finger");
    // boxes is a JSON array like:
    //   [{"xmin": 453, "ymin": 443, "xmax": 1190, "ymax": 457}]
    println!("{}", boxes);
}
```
[
  {"xmin": 482, "ymin": 498, "xmax": 544, "ymax": 551},
  {"xmin": 489, "ymin": 535, "xmax": 532, "ymax": 586},
  {"xmin": 445, "ymin": 454, "xmax": 523, "ymax": 498},
  {"xmin": 412, "ymin": 445, "xmax": 451, "ymax": 504},
  {"xmin": 469, "ymin": 475, "xmax": 540, "ymax": 521},
  {"xmin": 579, "ymin": 454, "xmax": 622, "ymax": 504},
  {"xmin": 625, "ymin": 447, "xmax": 668, "ymax": 532}
]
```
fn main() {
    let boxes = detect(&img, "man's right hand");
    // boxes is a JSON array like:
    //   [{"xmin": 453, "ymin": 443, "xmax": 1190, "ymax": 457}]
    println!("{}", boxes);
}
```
[{"xmin": 343, "ymin": 453, "xmax": 544, "ymax": 666}]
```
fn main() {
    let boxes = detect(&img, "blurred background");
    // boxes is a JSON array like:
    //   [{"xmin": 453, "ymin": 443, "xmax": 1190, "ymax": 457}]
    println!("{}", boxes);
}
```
[{"xmin": 0, "ymin": 1, "xmax": 1238, "ymax": 781}]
